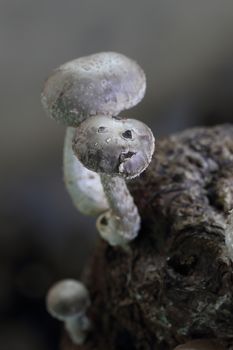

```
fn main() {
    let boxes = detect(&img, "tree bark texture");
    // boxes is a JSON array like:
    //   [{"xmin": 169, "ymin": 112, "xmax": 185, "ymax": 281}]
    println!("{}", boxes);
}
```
[{"xmin": 62, "ymin": 125, "xmax": 233, "ymax": 350}]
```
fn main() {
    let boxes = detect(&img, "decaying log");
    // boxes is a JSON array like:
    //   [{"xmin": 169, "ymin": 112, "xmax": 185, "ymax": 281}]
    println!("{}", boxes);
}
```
[{"xmin": 63, "ymin": 124, "xmax": 233, "ymax": 350}]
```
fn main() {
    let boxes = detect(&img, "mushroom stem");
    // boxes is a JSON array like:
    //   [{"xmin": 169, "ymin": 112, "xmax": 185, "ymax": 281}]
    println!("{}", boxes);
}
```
[
  {"xmin": 97, "ymin": 174, "xmax": 140, "ymax": 246},
  {"xmin": 64, "ymin": 127, "xmax": 108, "ymax": 216},
  {"xmin": 65, "ymin": 313, "xmax": 91, "ymax": 345}
]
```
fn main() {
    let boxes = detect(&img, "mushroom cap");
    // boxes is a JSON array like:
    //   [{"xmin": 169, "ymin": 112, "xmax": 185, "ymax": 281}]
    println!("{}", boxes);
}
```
[
  {"xmin": 41, "ymin": 52, "xmax": 146, "ymax": 126},
  {"xmin": 72, "ymin": 115, "xmax": 155, "ymax": 179},
  {"xmin": 46, "ymin": 279, "xmax": 90, "ymax": 321}
]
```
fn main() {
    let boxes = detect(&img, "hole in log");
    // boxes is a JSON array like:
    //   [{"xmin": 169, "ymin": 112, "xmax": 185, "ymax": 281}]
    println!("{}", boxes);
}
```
[{"xmin": 167, "ymin": 254, "xmax": 197, "ymax": 276}]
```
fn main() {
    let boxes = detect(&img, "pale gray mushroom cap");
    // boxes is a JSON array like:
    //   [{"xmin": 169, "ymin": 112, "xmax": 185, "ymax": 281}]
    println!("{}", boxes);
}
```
[
  {"xmin": 72, "ymin": 115, "xmax": 155, "ymax": 179},
  {"xmin": 46, "ymin": 280, "xmax": 90, "ymax": 321},
  {"xmin": 41, "ymin": 52, "xmax": 146, "ymax": 126}
]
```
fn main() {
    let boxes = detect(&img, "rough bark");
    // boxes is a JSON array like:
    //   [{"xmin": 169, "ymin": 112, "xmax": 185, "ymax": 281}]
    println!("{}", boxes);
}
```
[{"xmin": 63, "ymin": 124, "xmax": 233, "ymax": 350}]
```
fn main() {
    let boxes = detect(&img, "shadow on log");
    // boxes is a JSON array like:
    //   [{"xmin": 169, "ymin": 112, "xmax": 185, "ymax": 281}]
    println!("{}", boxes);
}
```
[{"xmin": 62, "ymin": 125, "xmax": 233, "ymax": 350}]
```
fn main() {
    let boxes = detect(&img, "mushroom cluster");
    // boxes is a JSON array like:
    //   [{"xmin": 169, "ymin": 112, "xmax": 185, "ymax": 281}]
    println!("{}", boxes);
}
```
[
  {"xmin": 42, "ymin": 52, "xmax": 155, "ymax": 345},
  {"xmin": 42, "ymin": 51, "xmax": 155, "ymax": 247}
]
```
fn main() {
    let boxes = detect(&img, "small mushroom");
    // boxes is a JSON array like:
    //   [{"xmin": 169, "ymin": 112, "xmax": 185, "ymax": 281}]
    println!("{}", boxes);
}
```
[
  {"xmin": 72, "ymin": 115, "xmax": 155, "ymax": 246},
  {"xmin": 64, "ymin": 127, "xmax": 108, "ymax": 216},
  {"xmin": 41, "ymin": 52, "xmax": 146, "ymax": 127},
  {"xmin": 46, "ymin": 279, "xmax": 91, "ymax": 345}
]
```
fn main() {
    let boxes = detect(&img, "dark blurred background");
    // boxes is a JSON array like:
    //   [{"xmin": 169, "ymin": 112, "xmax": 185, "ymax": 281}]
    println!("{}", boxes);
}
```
[{"xmin": 1, "ymin": 1, "xmax": 233, "ymax": 349}]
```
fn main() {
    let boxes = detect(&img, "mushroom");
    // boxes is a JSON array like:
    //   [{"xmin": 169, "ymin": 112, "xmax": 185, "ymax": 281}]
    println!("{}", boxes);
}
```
[
  {"xmin": 41, "ymin": 52, "xmax": 146, "ymax": 126},
  {"xmin": 41, "ymin": 51, "xmax": 155, "ymax": 246},
  {"xmin": 46, "ymin": 279, "xmax": 91, "ymax": 345},
  {"xmin": 72, "ymin": 115, "xmax": 155, "ymax": 246}
]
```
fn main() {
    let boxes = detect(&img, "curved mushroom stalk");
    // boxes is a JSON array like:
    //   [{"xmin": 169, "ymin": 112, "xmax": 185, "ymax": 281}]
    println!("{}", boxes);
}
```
[
  {"xmin": 97, "ymin": 175, "xmax": 140, "ymax": 246},
  {"xmin": 65, "ymin": 313, "xmax": 91, "ymax": 345},
  {"xmin": 64, "ymin": 127, "xmax": 108, "ymax": 216}
]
